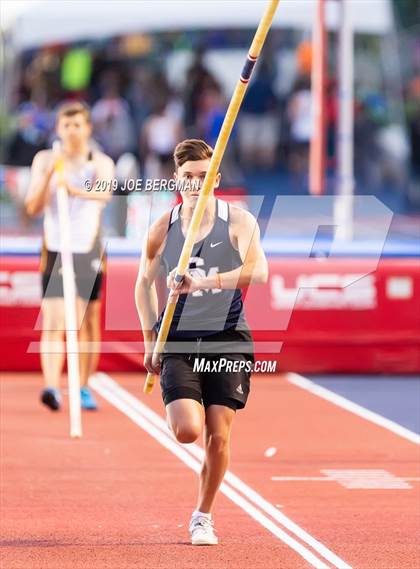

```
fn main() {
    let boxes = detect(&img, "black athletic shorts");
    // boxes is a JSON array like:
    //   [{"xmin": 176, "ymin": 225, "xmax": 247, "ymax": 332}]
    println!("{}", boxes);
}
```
[
  {"xmin": 159, "ymin": 326, "xmax": 254, "ymax": 411},
  {"xmin": 41, "ymin": 240, "xmax": 105, "ymax": 302}
]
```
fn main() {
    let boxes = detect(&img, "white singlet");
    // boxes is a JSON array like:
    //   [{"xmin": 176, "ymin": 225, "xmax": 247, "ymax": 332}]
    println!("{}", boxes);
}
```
[{"xmin": 44, "ymin": 158, "xmax": 104, "ymax": 253}]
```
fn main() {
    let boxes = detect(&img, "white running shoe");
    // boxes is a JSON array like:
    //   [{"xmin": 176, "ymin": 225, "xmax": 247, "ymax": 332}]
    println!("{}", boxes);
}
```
[{"xmin": 189, "ymin": 514, "xmax": 218, "ymax": 546}]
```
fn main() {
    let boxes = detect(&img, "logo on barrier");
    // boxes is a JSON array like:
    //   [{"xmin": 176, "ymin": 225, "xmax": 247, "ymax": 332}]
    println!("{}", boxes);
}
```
[
  {"xmin": 0, "ymin": 271, "xmax": 41, "ymax": 306},
  {"xmin": 270, "ymin": 273, "xmax": 377, "ymax": 310}
]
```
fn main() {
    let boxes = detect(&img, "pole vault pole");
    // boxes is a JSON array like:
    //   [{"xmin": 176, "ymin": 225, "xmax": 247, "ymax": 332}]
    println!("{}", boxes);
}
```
[
  {"xmin": 143, "ymin": 0, "xmax": 281, "ymax": 394},
  {"xmin": 334, "ymin": 0, "xmax": 354, "ymax": 240},
  {"xmin": 54, "ymin": 144, "xmax": 83, "ymax": 437}
]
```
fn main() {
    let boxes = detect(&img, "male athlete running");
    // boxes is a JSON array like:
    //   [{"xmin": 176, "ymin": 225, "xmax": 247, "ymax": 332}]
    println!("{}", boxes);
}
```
[
  {"xmin": 26, "ymin": 101, "xmax": 114, "ymax": 411},
  {"xmin": 135, "ymin": 139, "xmax": 268, "ymax": 545}
]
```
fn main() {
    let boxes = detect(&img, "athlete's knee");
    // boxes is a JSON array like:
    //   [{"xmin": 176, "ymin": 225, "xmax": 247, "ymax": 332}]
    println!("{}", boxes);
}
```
[
  {"xmin": 85, "ymin": 301, "xmax": 100, "ymax": 325},
  {"xmin": 42, "ymin": 303, "xmax": 65, "ymax": 331},
  {"xmin": 43, "ymin": 313, "xmax": 65, "ymax": 332},
  {"xmin": 40, "ymin": 329, "xmax": 65, "ymax": 353},
  {"xmin": 78, "ymin": 316, "xmax": 90, "ymax": 338},
  {"xmin": 41, "ymin": 325, "xmax": 65, "ymax": 338},
  {"xmin": 206, "ymin": 432, "xmax": 229, "ymax": 455},
  {"xmin": 173, "ymin": 423, "xmax": 201, "ymax": 444}
]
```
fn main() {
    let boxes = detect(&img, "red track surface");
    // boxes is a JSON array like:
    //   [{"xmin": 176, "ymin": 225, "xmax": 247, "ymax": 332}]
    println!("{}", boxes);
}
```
[{"xmin": 1, "ymin": 372, "xmax": 419, "ymax": 569}]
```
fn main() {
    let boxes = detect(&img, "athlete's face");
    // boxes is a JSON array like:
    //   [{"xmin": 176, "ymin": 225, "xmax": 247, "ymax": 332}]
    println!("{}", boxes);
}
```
[
  {"xmin": 175, "ymin": 159, "xmax": 221, "ymax": 206},
  {"xmin": 56, "ymin": 113, "xmax": 92, "ymax": 148}
]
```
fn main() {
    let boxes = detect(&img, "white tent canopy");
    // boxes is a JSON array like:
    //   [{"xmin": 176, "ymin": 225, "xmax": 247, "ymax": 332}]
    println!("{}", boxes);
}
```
[{"xmin": 10, "ymin": 0, "xmax": 393, "ymax": 50}]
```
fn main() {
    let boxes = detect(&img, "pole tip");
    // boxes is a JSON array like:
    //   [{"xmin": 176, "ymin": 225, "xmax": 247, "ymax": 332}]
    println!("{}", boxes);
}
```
[{"xmin": 143, "ymin": 373, "xmax": 156, "ymax": 394}]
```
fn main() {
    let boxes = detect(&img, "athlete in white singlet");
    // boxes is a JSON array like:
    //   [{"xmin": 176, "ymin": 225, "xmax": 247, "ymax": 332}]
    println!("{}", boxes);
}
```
[{"xmin": 25, "ymin": 101, "xmax": 115, "ymax": 411}]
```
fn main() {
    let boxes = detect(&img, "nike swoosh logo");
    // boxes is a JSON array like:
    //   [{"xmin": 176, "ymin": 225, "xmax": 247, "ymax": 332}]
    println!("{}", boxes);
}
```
[{"xmin": 210, "ymin": 241, "xmax": 223, "ymax": 248}]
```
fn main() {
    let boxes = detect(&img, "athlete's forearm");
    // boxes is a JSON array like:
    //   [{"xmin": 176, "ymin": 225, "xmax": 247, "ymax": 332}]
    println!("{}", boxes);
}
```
[
  {"xmin": 135, "ymin": 280, "xmax": 159, "ymax": 352},
  {"xmin": 25, "ymin": 169, "xmax": 54, "ymax": 216},
  {"xmin": 67, "ymin": 184, "xmax": 112, "ymax": 202}
]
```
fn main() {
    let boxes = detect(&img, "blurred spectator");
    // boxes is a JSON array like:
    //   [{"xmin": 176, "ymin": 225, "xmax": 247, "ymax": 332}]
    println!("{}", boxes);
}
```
[
  {"xmin": 5, "ymin": 27, "xmax": 418, "ymax": 235},
  {"xmin": 197, "ymin": 85, "xmax": 225, "ymax": 146},
  {"xmin": 125, "ymin": 66, "xmax": 154, "ymax": 134},
  {"xmin": 114, "ymin": 152, "xmax": 141, "ymax": 236},
  {"xmin": 376, "ymin": 123, "xmax": 410, "ymax": 190},
  {"xmin": 184, "ymin": 50, "xmax": 220, "ymax": 135},
  {"xmin": 296, "ymin": 40, "xmax": 312, "ymax": 77},
  {"xmin": 5, "ymin": 101, "xmax": 52, "ymax": 166},
  {"xmin": 238, "ymin": 62, "xmax": 279, "ymax": 169},
  {"xmin": 354, "ymin": 98, "xmax": 382, "ymax": 190},
  {"xmin": 406, "ymin": 75, "xmax": 420, "ymax": 151},
  {"xmin": 22, "ymin": 49, "xmax": 62, "ymax": 109},
  {"xmin": 353, "ymin": 92, "xmax": 408, "ymax": 193},
  {"xmin": 197, "ymin": 84, "xmax": 241, "ymax": 184},
  {"xmin": 91, "ymin": 72, "xmax": 136, "ymax": 160},
  {"xmin": 405, "ymin": 75, "xmax": 420, "ymax": 205},
  {"xmin": 286, "ymin": 75, "xmax": 312, "ymax": 174},
  {"xmin": 326, "ymin": 78, "xmax": 338, "ymax": 168},
  {"xmin": 140, "ymin": 97, "xmax": 184, "ymax": 180}
]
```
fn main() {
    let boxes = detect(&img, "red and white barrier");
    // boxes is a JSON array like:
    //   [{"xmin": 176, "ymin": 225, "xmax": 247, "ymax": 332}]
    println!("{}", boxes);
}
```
[{"xmin": 1, "ymin": 255, "xmax": 419, "ymax": 373}]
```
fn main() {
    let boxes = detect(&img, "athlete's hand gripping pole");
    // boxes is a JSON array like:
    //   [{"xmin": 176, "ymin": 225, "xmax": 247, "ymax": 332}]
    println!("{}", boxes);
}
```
[
  {"xmin": 54, "ymin": 143, "xmax": 83, "ymax": 437},
  {"xmin": 143, "ymin": 0, "xmax": 280, "ymax": 394}
]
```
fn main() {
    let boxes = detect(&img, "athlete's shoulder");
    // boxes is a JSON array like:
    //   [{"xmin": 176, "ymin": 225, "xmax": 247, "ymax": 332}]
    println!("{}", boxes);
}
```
[
  {"xmin": 228, "ymin": 203, "xmax": 257, "ymax": 226},
  {"xmin": 143, "ymin": 210, "xmax": 172, "ymax": 257},
  {"xmin": 151, "ymin": 210, "xmax": 172, "ymax": 235},
  {"xmin": 34, "ymin": 148, "xmax": 52, "ymax": 159},
  {"xmin": 92, "ymin": 150, "xmax": 115, "ymax": 168},
  {"xmin": 32, "ymin": 149, "xmax": 52, "ymax": 167},
  {"xmin": 228, "ymin": 204, "xmax": 260, "ymax": 244}
]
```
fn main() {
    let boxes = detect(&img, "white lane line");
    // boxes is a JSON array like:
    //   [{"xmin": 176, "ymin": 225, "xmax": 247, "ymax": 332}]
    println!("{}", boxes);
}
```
[
  {"xmin": 272, "ymin": 471, "xmax": 416, "ymax": 490},
  {"xmin": 91, "ymin": 377, "xmax": 329, "ymax": 568},
  {"xmin": 287, "ymin": 373, "xmax": 420, "ymax": 445},
  {"xmin": 272, "ymin": 477, "xmax": 331, "ymax": 481},
  {"xmin": 272, "ymin": 476, "xmax": 420, "ymax": 483},
  {"xmin": 91, "ymin": 373, "xmax": 352, "ymax": 569}
]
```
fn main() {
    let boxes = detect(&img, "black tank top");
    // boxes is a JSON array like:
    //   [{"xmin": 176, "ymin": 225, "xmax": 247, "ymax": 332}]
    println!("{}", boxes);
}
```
[{"xmin": 154, "ymin": 198, "xmax": 248, "ymax": 339}]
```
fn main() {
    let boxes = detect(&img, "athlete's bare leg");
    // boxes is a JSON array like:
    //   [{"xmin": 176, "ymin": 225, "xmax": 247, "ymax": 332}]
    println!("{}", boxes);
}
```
[
  {"xmin": 87, "ymin": 299, "xmax": 101, "ymax": 376},
  {"xmin": 82, "ymin": 300, "xmax": 101, "ymax": 382},
  {"xmin": 196, "ymin": 405, "xmax": 235, "ymax": 513},
  {"xmin": 40, "ymin": 298, "xmax": 66, "ymax": 388},
  {"xmin": 166, "ymin": 399, "xmax": 204, "ymax": 443},
  {"xmin": 166, "ymin": 400, "xmax": 235, "ymax": 513},
  {"xmin": 77, "ymin": 298, "xmax": 91, "ymax": 388}
]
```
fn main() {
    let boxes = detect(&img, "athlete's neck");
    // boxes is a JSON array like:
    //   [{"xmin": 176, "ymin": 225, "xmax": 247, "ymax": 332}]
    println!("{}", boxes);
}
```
[
  {"xmin": 181, "ymin": 196, "xmax": 216, "ymax": 224},
  {"xmin": 61, "ymin": 142, "xmax": 90, "ymax": 160}
]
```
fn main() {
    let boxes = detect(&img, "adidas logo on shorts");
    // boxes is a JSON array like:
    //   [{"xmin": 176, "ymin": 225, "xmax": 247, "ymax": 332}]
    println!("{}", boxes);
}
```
[{"xmin": 236, "ymin": 384, "xmax": 244, "ymax": 395}]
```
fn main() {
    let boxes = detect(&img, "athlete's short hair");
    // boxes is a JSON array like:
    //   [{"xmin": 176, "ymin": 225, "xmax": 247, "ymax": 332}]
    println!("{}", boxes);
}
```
[
  {"xmin": 174, "ymin": 139, "xmax": 213, "ymax": 169},
  {"xmin": 56, "ymin": 101, "xmax": 91, "ymax": 124}
]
